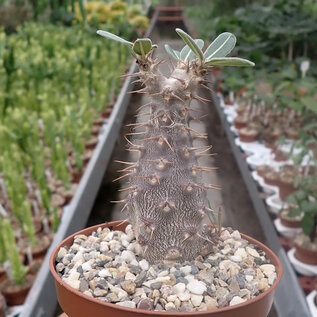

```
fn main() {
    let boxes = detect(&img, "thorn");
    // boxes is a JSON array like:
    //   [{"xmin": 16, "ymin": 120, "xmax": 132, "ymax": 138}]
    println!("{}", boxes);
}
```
[
  {"xmin": 117, "ymin": 218, "xmax": 129, "ymax": 226},
  {"xmin": 134, "ymin": 112, "xmax": 151, "ymax": 117},
  {"xmin": 143, "ymin": 245, "xmax": 148, "ymax": 254},
  {"xmin": 201, "ymin": 83, "xmax": 213, "ymax": 93},
  {"xmin": 192, "ymin": 166, "xmax": 218, "ymax": 173},
  {"xmin": 196, "ymin": 153, "xmax": 218, "ymax": 157},
  {"xmin": 126, "ymin": 122, "xmax": 148, "ymax": 127},
  {"xmin": 163, "ymin": 137, "xmax": 174, "ymax": 152},
  {"xmin": 186, "ymin": 127, "xmax": 208, "ymax": 138},
  {"xmin": 205, "ymin": 184, "xmax": 222, "ymax": 191},
  {"xmin": 124, "ymin": 136, "xmax": 143, "ymax": 149},
  {"xmin": 110, "ymin": 199, "xmax": 126, "ymax": 204},
  {"xmin": 149, "ymin": 91, "xmax": 163, "ymax": 97},
  {"xmin": 197, "ymin": 145, "xmax": 213, "ymax": 154},
  {"xmin": 112, "ymin": 173, "xmax": 132, "ymax": 182},
  {"xmin": 197, "ymin": 233, "xmax": 216, "ymax": 245},
  {"xmin": 114, "ymin": 160, "xmax": 136, "ymax": 165},
  {"xmin": 118, "ymin": 186, "xmax": 136, "ymax": 192},
  {"xmin": 170, "ymin": 76, "xmax": 186, "ymax": 85},
  {"xmin": 150, "ymin": 227, "xmax": 155, "ymax": 240},
  {"xmin": 117, "ymin": 164, "xmax": 137, "ymax": 172},
  {"xmin": 128, "ymin": 88, "xmax": 148, "ymax": 94},
  {"xmin": 136, "ymin": 102, "xmax": 152, "ymax": 112},
  {"xmin": 192, "ymin": 94, "xmax": 211, "ymax": 105},
  {"xmin": 125, "ymin": 131, "xmax": 147, "ymax": 136},
  {"xmin": 131, "ymin": 78, "xmax": 144, "ymax": 85},
  {"xmin": 171, "ymin": 93, "xmax": 185, "ymax": 103},
  {"xmin": 120, "ymin": 72, "xmax": 141, "ymax": 79}
]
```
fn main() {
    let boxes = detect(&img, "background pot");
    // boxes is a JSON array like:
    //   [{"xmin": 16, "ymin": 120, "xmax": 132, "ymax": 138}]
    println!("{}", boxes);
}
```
[
  {"xmin": 50, "ymin": 221, "xmax": 283, "ymax": 317},
  {"xmin": 295, "ymin": 243, "xmax": 317, "ymax": 265}
]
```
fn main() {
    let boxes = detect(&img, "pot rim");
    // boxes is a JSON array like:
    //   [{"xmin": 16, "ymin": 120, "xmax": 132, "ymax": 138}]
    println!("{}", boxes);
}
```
[{"xmin": 50, "ymin": 221, "xmax": 283, "ymax": 316}]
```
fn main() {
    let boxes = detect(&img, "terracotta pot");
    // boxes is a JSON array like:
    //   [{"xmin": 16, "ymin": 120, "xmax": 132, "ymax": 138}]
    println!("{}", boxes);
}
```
[
  {"xmin": 234, "ymin": 117, "xmax": 247, "ymax": 129},
  {"xmin": 279, "ymin": 210, "xmax": 301, "ymax": 229},
  {"xmin": 295, "ymin": 242, "xmax": 317, "ymax": 265},
  {"xmin": 263, "ymin": 171, "xmax": 279, "ymax": 186},
  {"xmin": 22, "ymin": 235, "xmax": 51, "ymax": 261},
  {"xmin": 2, "ymin": 274, "xmax": 34, "ymax": 306},
  {"xmin": 50, "ymin": 221, "xmax": 282, "ymax": 317},
  {"xmin": 278, "ymin": 181, "xmax": 296, "ymax": 201},
  {"xmin": 239, "ymin": 129, "xmax": 259, "ymax": 143},
  {"xmin": 85, "ymin": 137, "xmax": 98, "ymax": 150}
]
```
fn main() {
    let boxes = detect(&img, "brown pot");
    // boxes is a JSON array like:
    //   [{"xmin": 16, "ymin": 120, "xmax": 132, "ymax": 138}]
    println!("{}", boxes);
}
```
[
  {"xmin": 234, "ymin": 117, "xmax": 247, "ymax": 129},
  {"xmin": 2, "ymin": 274, "xmax": 34, "ymax": 306},
  {"xmin": 278, "ymin": 181, "xmax": 296, "ymax": 201},
  {"xmin": 239, "ymin": 129, "xmax": 259, "ymax": 143},
  {"xmin": 295, "ymin": 242, "xmax": 317, "ymax": 265},
  {"xmin": 85, "ymin": 137, "xmax": 98, "ymax": 150},
  {"xmin": 22, "ymin": 235, "xmax": 51, "ymax": 261},
  {"xmin": 50, "ymin": 221, "xmax": 282, "ymax": 317},
  {"xmin": 279, "ymin": 210, "xmax": 301, "ymax": 228},
  {"xmin": 263, "ymin": 171, "xmax": 279, "ymax": 186}
]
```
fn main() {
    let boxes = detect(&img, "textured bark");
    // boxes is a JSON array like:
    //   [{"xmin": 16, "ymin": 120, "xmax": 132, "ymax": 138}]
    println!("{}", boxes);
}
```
[{"xmin": 121, "ymin": 56, "xmax": 219, "ymax": 263}]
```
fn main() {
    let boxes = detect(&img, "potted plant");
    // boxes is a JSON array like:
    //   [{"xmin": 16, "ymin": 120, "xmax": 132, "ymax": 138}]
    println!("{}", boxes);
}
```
[
  {"xmin": 288, "ymin": 175, "xmax": 317, "ymax": 265},
  {"xmin": 1, "ymin": 219, "xmax": 35, "ymax": 306},
  {"xmin": 50, "ymin": 29, "xmax": 282, "ymax": 316}
]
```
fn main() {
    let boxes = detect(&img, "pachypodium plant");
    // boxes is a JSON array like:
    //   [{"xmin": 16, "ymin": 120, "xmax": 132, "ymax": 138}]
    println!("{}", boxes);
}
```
[{"xmin": 97, "ymin": 29, "xmax": 254, "ymax": 263}]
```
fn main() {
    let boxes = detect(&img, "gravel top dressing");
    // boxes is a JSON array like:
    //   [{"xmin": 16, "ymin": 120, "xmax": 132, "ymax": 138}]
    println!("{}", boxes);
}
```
[{"xmin": 55, "ymin": 225, "xmax": 277, "ymax": 312}]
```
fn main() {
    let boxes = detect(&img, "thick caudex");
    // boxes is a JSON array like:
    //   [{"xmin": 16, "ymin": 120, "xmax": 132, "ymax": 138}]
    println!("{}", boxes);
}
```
[{"xmin": 97, "ymin": 29, "xmax": 254, "ymax": 262}]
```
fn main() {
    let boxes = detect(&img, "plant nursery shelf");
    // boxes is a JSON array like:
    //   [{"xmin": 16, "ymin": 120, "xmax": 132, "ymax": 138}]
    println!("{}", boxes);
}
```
[
  {"xmin": 19, "ymin": 11, "xmax": 158, "ymax": 317},
  {"xmin": 211, "ymin": 93, "xmax": 311, "ymax": 317}
]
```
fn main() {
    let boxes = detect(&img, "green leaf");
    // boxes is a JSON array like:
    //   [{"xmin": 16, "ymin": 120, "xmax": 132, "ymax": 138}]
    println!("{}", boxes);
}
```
[
  {"xmin": 205, "ymin": 57, "xmax": 255, "ymax": 67},
  {"xmin": 164, "ymin": 44, "xmax": 180, "ymax": 60},
  {"xmin": 133, "ymin": 38, "xmax": 153, "ymax": 57},
  {"xmin": 301, "ymin": 213, "xmax": 315, "ymax": 236},
  {"xmin": 301, "ymin": 96, "xmax": 317, "ymax": 114},
  {"xmin": 96, "ymin": 30, "xmax": 133, "ymax": 46},
  {"xmin": 180, "ymin": 45, "xmax": 191, "ymax": 61},
  {"xmin": 204, "ymin": 32, "xmax": 236, "ymax": 61},
  {"xmin": 175, "ymin": 28, "xmax": 203, "ymax": 61},
  {"xmin": 187, "ymin": 39, "xmax": 204, "ymax": 61}
]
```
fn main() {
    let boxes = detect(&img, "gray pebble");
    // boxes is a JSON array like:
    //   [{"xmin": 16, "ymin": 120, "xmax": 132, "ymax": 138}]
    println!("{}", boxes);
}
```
[
  {"xmin": 135, "ymin": 271, "xmax": 147, "ymax": 287},
  {"xmin": 151, "ymin": 281, "xmax": 163, "ymax": 290},
  {"xmin": 137, "ymin": 298, "xmax": 153, "ymax": 310},
  {"xmin": 176, "ymin": 277, "xmax": 188, "ymax": 285},
  {"xmin": 79, "ymin": 280, "xmax": 89, "ymax": 292},
  {"xmin": 191, "ymin": 266, "xmax": 199, "ymax": 275}
]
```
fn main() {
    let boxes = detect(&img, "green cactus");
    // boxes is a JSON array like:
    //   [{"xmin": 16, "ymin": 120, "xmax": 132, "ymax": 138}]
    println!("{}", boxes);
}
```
[
  {"xmin": 3, "ymin": 219, "xmax": 26, "ymax": 285},
  {"xmin": 97, "ymin": 29, "xmax": 254, "ymax": 262}
]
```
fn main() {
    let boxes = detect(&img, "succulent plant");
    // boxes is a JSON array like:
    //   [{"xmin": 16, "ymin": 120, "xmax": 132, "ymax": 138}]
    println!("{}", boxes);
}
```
[
  {"xmin": 2, "ymin": 218, "xmax": 27, "ymax": 285},
  {"xmin": 97, "ymin": 29, "xmax": 254, "ymax": 262}
]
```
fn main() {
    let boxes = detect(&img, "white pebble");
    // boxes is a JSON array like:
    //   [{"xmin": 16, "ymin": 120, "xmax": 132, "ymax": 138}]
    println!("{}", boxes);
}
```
[
  {"xmin": 245, "ymin": 275, "xmax": 253, "ymax": 282},
  {"xmin": 234, "ymin": 248, "xmax": 247, "ymax": 259},
  {"xmin": 173, "ymin": 283, "xmax": 186, "ymax": 294},
  {"xmin": 230, "ymin": 255, "xmax": 242, "ymax": 262},
  {"xmin": 66, "ymin": 271, "xmax": 80, "ymax": 290},
  {"xmin": 57, "ymin": 247, "xmax": 67, "ymax": 259},
  {"xmin": 184, "ymin": 275, "xmax": 195, "ymax": 282},
  {"xmin": 231, "ymin": 230, "xmax": 241, "ymax": 240},
  {"xmin": 191, "ymin": 294, "xmax": 203, "ymax": 307},
  {"xmin": 246, "ymin": 246, "xmax": 260, "ymax": 258},
  {"xmin": 186, "ymin": 280, "xmax": 207, "ymax": 295},
  {"xmin": 260, "ymin": 264, "xmax": 275, "ymax": 277},
  {"xmin": 230, "ymin": 296, "xmax": 246, "ymax": 306},
  {"xmin": 82, "ymin": 260, "xmax": 93, "ymax": 272},
  {"xmin": 98, "ymin": 269, "xmax": 112, "ymax": 278},
  {"xmin": 116, "ymin": 301, "xmax": 136, "ymax": 308},
  {"xmin": 121, "ymin": 250, "xmax": 136, "ymax": 263},
  {"xmin": 167, "ymin": 294, "xmax": 178, "ymax": 302},
  {"xmin": 180, "ymin": 265, "xmax": 192, "ymax": 275},
  {"xmin": 125, "ymin": 272, "xmax": 136, "ymax": 281},
  {"xmin": 139, "ymin": 259, "xmax": 149, "ymax": 270},
  {"xmin": 165, "ymin": 302, "xmax": 176, "ymax": 311},
  {"xmin": 178, "ymin": 290, "xmax": 191, "ymax": 301}
]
